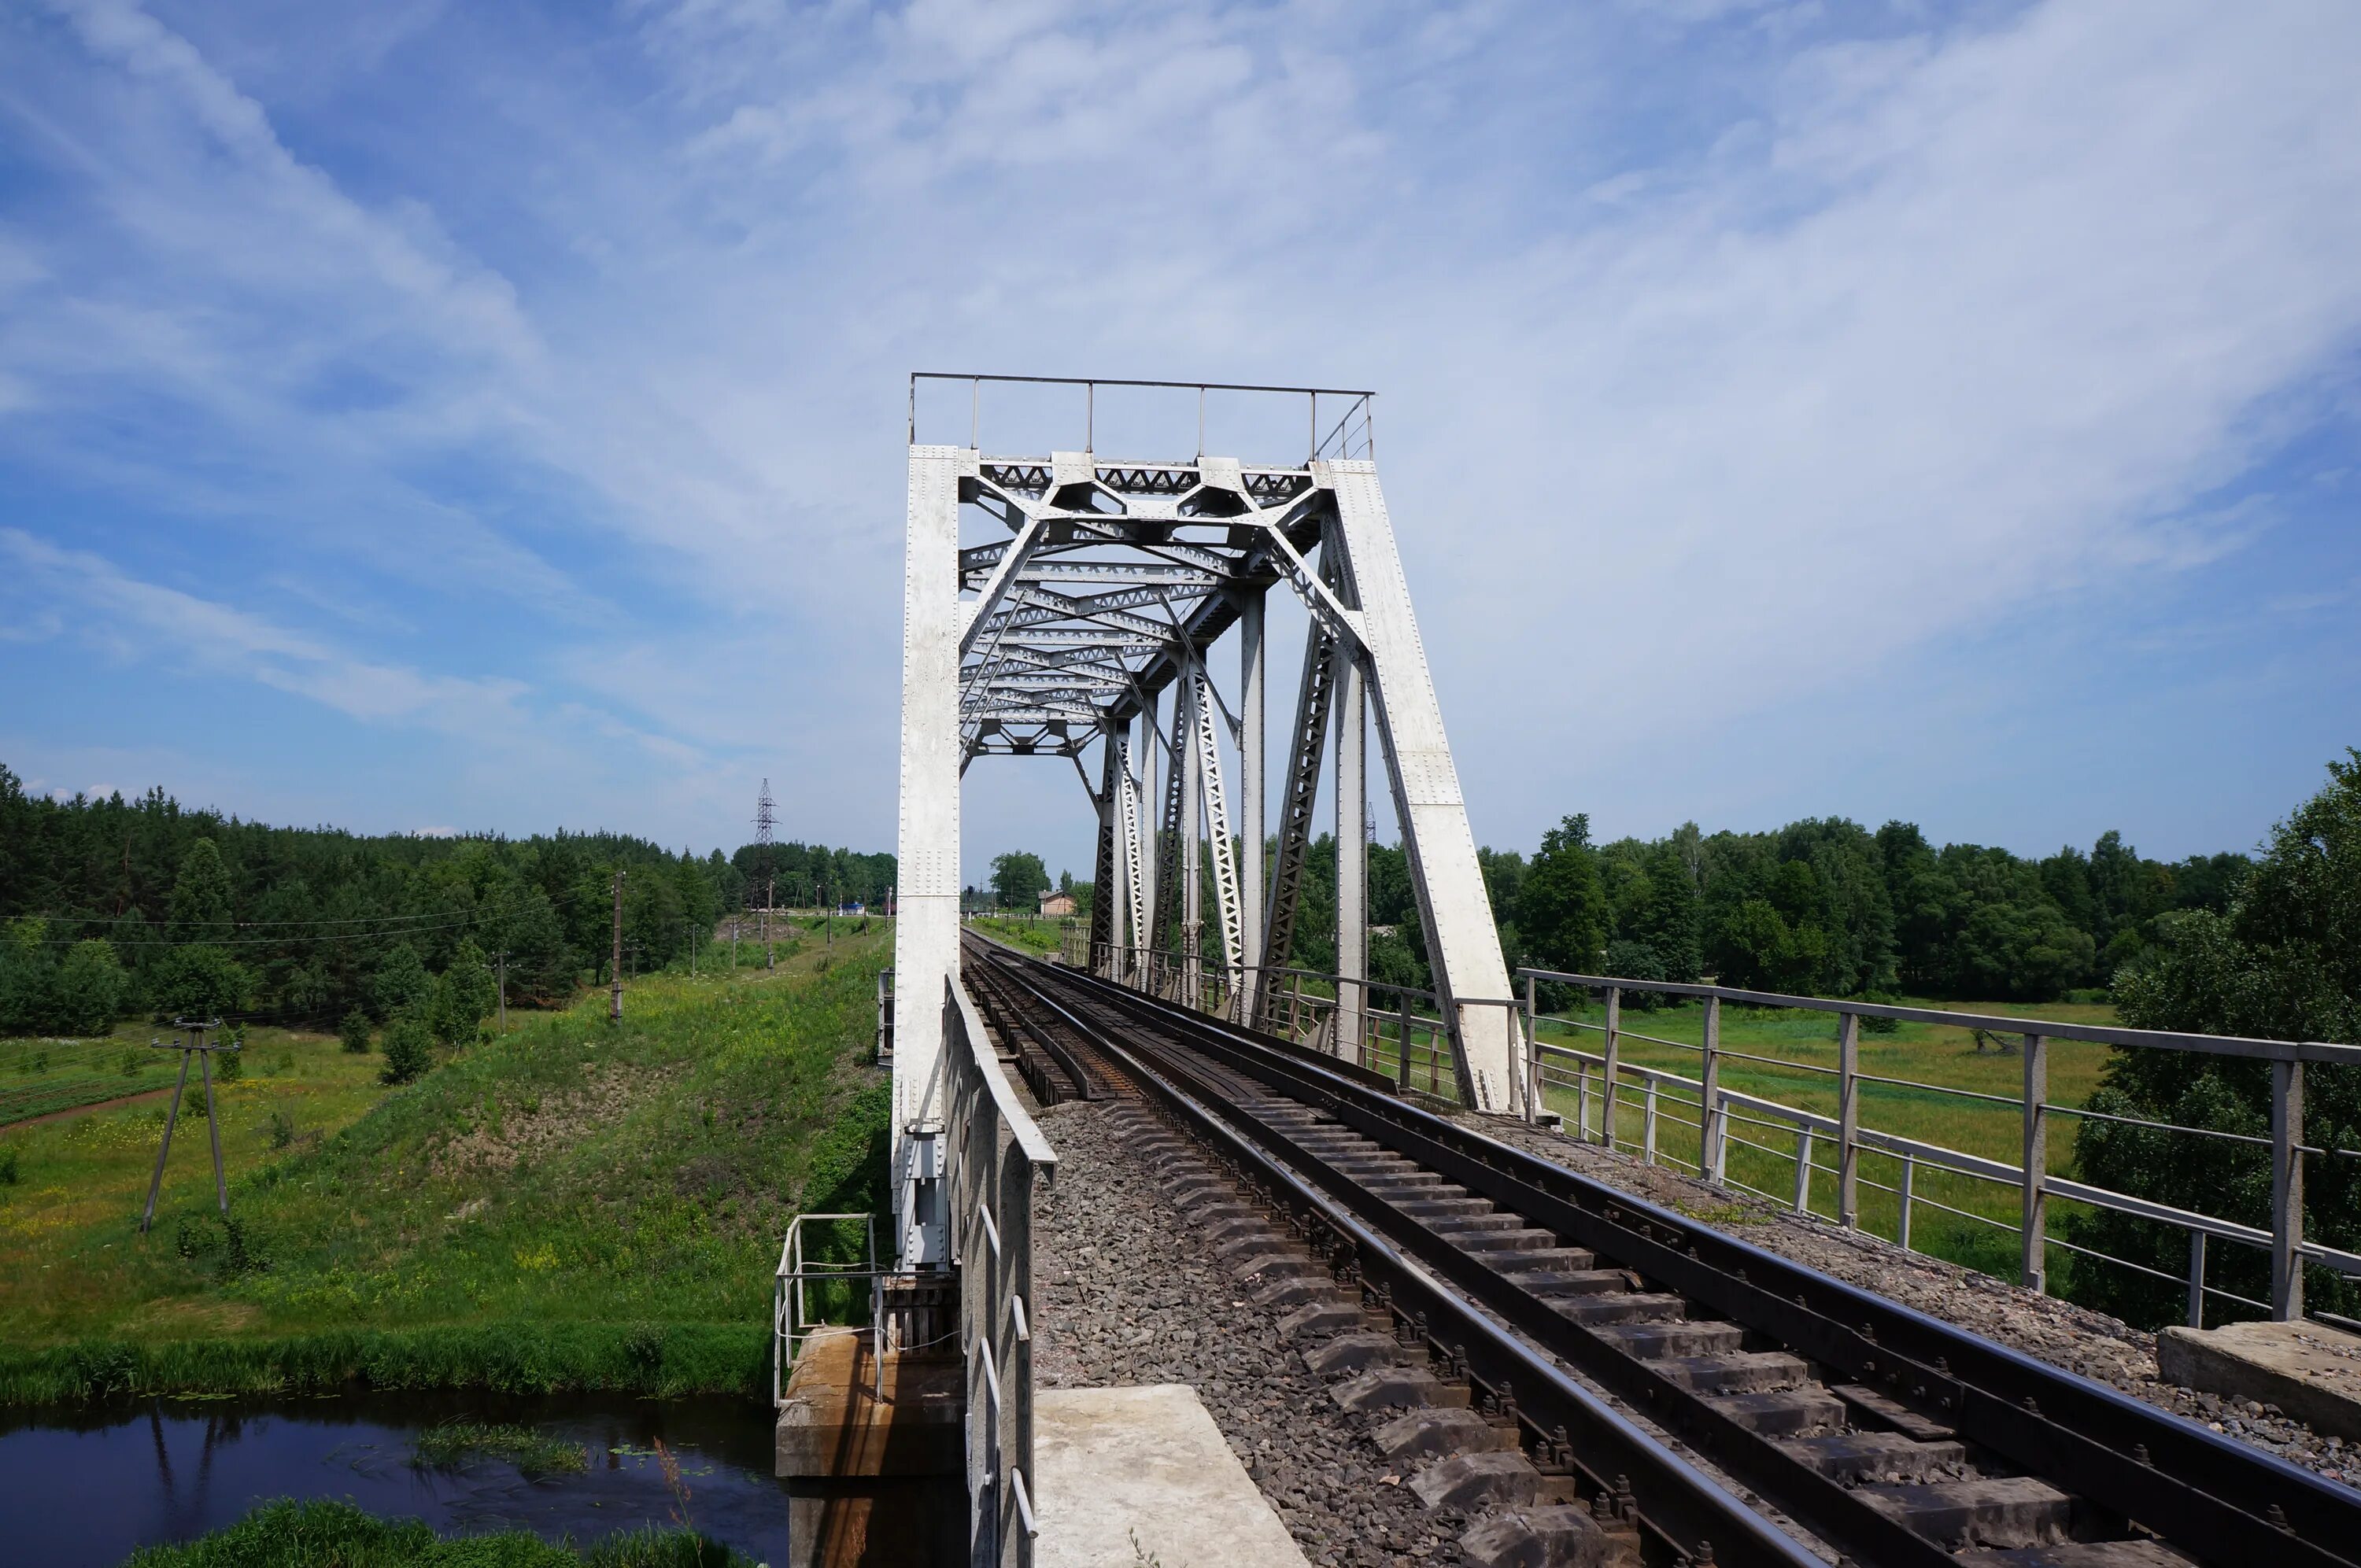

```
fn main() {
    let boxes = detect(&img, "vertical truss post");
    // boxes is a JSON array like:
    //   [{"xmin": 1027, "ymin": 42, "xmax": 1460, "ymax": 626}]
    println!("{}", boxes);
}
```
[
  {"xmin": 1332, "ymin": 634, "xmax": 1367, "ymax": 1064},
  {"xmin": 1237, "ymin": 588, "xmax": 1267, "ymax": 1016},
  {"xmin": 892, "ymin": 444, "xmax": 966, "ymax": 1268},
  {"xmin": 1135, "ymin": 695, "xmax": 1160, "ymax": 987},
  {"xmin": 1180, "ymin": 655, "xmax": 1204, "ymax": 1006},
  {"xmin": 1153, "ymin": 690, "xmax": 1188, "ymax": 988}
]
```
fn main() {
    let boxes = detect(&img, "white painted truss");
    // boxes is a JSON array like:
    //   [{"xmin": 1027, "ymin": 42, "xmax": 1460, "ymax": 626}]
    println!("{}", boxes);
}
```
[{"xmin": 894, "ymin": 378, "xmax": 1531, "ymax": 1266}]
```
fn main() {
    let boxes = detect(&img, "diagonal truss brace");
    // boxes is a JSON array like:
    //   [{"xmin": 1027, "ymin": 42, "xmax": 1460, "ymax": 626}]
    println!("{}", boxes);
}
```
[
  {"xmin": 1189, "ymin": 662, "xmax": 1246, "ymax": 992},
  {"xmin": 1254, "ymin": 619, "xmax": 1336, "ymax": 1030}
]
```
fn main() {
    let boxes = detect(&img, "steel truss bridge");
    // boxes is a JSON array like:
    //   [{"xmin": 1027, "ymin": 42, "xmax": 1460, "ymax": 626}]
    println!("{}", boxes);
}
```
[
  {"xmin": 893, "ymin": 375, "xmax": 1529, "ymax": 1262},
  {"xmin": 866, "ymin": 374, "xmax": 2361, "ymax": 1568}
]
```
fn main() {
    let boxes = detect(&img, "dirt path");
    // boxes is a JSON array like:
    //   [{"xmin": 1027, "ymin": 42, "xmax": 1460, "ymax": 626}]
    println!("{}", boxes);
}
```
[{"xmin": 0, "ymin": 1084, "xmax": 178, "ymax": 1134}]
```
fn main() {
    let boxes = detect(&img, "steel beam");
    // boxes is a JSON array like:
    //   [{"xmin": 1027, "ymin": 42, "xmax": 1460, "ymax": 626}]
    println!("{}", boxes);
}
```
[
  {"xmin": 1237, "ymin": 587, "xmax": 1267, "ymax": 1011},
  {"xmin": 1321, "ymin": 459, "xmax": 1524, "ymax": 1112},
  {"xmin": 1255, "ymin": 622, "xmax": 1334, "ymax": 1028},
  {"xmin": 1091, "ymin": 726, "xmax": 1121, "ymax": 976},
  {"xmin": 1192, "ymin": 662, "xmax": 1246, "ymax": 997},
  {"xmin": 1332, "ymin": 631, "xmax": 1367, "ymax": 1064}
]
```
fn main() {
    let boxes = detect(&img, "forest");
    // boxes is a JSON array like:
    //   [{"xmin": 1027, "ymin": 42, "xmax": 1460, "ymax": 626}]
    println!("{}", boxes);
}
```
[
  {"xmin": 1268, "ymin": 814, "xmax": 2252, "ymax": 1008},
  {"xmin": 0, "ymin": 762, "xmax": 894, "ymax": 1035}
]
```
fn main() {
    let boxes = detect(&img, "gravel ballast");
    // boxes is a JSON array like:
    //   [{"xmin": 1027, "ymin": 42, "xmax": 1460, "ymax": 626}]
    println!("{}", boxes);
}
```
[
  {"xmin": 1030, "ymin": 1095, "xmax": 1470, "ymax": 1566},
  {"xmin": 1477, "ymin": 1112, "xmax": 2361, "ymax": 1490}
]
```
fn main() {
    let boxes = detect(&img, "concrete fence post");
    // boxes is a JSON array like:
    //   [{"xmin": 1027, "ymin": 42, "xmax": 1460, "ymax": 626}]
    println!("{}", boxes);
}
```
[
  {"xmin": 1837, "ymin": 1010, "xmax": 1861, "ymax": 1229},
  {"xmin": 2187, "ymin": 1230, "xmax": 2208, "ymax": 1330},
  {"xmin": 1897, "ymin": 1155, "xmax": 1915, "ymax": 1252},
  {"xmin": 1522, "ymin": 972, "xmax": 1539, "ymax": 1124},
  {"xmin": 2022, "ymin": 1032, "xmax": 2048, "ymax": 1294},
  {"xmin": 1388, "ymin": 996, "xmax": 1407, "ymax": 1095},
  {"xmin": 1602, "ymin": 987, "xmax": 1623, "ymax": 1150},
  {"xmin": 1701, "ymin": 994, "xmax": 1726, "ymax": 1182},
  {"xmin": 2271, "ymin": 1059, "xmax": 2304, "ymax": 1321}
]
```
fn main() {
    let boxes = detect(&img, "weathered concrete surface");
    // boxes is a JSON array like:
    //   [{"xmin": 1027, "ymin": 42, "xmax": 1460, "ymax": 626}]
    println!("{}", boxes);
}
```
[
  {"xmin": 2156, "ymin": 1319, "xmax": 2361, "ymax": 1441},
  {"xmin": 1034, "ymin": 1385, "xmax": 1310, "ymax": 1568},
  {"xmin": 775, "ymin": 1330, "xmax": 964, "ymax": 1478}
]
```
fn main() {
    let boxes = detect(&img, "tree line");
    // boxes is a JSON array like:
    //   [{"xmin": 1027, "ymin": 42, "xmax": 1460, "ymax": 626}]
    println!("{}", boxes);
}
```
[
  {"xmin": 0, "ymin": 764, "xmax": 894, "ymax": 1037},
  {"xmin": 1306, "ymin": 814, "xmax": 2249, "ymax": 1008}
]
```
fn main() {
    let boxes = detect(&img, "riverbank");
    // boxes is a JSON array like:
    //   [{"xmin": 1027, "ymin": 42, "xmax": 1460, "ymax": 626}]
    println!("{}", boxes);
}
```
[{"xmin": 0, "ymin": 929, "xmax": 891, "ymax": 1402}]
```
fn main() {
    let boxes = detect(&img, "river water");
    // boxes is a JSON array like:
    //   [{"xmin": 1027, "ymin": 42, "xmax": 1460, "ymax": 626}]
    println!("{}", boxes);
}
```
[{"xmin": 0, "ymin": 1392, "xmax": 794, "ymax": 1566}]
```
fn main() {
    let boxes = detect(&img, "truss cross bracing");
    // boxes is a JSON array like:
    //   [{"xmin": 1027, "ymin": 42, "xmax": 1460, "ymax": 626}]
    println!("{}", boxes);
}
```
[{"xmin": 892, "ymin": 374, "xmax": 1527, "ymax": 1266}]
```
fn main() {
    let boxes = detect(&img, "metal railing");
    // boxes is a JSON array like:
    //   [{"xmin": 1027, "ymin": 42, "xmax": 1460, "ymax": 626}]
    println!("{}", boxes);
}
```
[
  {"xmin": 945, "ymin": 976, "xmax": 1058, "ymax": 1567},
  {"xmin": 1517, "ymin": 968, "xmax": 2361, "ymax": 1327},
  {"xmin": 772, "ymin": 1212, "xmax": 885, "ymax": 1408},
  {"xmin": 910, "ymin": 372, "xmax": 1374, "ymax": 464}
]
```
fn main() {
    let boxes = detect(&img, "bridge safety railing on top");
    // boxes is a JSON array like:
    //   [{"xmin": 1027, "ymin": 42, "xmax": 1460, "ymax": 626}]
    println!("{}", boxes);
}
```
[
  {"xmin": 1516, "ymin": 967, "xmax": 2361, "ymax": 1329},
  {"xmin": 944, "ymin": 976, "xmax": 1058, "ymax": 1567}
]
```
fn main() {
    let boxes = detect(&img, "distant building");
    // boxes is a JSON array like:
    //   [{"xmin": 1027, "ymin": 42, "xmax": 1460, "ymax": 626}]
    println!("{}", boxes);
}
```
[{"xmin": 1037, "ymin": 891, "xmax": 1077, "ymax": 918}]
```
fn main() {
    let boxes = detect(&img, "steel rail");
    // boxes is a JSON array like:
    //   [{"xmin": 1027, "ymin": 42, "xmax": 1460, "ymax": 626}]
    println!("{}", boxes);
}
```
[
  {"xmin": 1018, "ymin": 953, "xmax": 2361, "ymax": 1568},
  {"xmin": 973, "ymin": 945, "xmax": 1826, "ymax": 1568}
]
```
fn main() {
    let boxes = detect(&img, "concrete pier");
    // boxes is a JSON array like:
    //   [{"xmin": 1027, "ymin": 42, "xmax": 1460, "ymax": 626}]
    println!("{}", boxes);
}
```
[{"xmin": 775, "ymin": 1329, "xmax": 966, "ymax": 1567}]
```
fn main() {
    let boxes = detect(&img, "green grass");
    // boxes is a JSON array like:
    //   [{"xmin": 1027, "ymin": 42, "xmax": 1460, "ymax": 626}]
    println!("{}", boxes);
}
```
[
  {"xmin": 412, "ymin": 1420, "xmax": 588, "ymax": 1475},
  {"xmin": 0, "ymin": 931, "xmax": 890, "ymax": 1401},
  {"xmin": 0, "ymin": 1021, "xmax": 355, "ymax": 1129},
  {"xmin": 970, "ymin": 916, "xmax": 1066, "ymax": 957},
  {"xmin": 121, "ymin": 1499, "xmax": 749, "ymax": 1567},
  {"xmin": 1529, "ymin": 994, "xmax": 2129, "ymax": 1280}
]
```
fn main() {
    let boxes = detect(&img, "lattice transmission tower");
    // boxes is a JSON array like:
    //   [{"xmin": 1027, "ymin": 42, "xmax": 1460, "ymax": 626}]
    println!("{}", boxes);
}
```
[
  {"xmin": 889, "ymin": 374, "xmax": 1529, "ymax": 1266},
  {"xmin": 755, "ymin": 777, "xmax": 777, "ymax": 969}
]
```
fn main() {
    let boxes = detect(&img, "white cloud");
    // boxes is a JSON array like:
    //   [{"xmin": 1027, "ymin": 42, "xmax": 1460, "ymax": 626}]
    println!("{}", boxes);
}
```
[{"xmin": 2, "ymin": 0, "xmax": 2357, "ymax": 860}]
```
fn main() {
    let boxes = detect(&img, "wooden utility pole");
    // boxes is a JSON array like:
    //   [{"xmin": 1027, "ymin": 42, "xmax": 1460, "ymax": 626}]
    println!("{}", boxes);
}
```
[
  {"xmin": 609, "ymin": 870, "xmax": 626, "ymax": 1023},
  {"xmin": 495, "ymin": 951, "xmax": 508, "ymax": 1034},
  {"xmin": 140, "ymin": 1019, "xmax": 235, "ymax": 1234},
  {"xmin": 765, "ymin": 876, "xmax": 776, "ymax": 969}
]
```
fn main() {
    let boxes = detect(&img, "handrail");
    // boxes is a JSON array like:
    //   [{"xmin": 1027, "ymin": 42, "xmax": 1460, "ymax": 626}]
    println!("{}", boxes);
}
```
[
  {"xmin": 1541, "ymin": 1040, "xmax": 2361, "ymax": 1261},
  {"xmin": 773, "ymin": 1212, "xmax": 884, "ymax": 1409},
  {"xmin": 1518, "ymin": 966, "xmax": 2361, "ymax": 1064},
  {"xmin": 945, "ymin": 974, "xmax": 1056, "ymax": 1568}
]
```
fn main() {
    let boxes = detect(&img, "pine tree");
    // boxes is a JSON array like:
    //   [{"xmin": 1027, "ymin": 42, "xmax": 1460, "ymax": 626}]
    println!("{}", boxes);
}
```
[
  {"xmin": 372, "ymin": 943, "xmax": 431, "ymax": 1020},
  {"xmin": 380, "ymin": 1009, "xmax": 432, "ymax": 1085},
  {"xmin": 338, "ymin": 1006, "xmax": 372, "ymax": 1054},
  {"xmin": 167, "ymin": 839, "xmax": 235, "ymax": 942}
]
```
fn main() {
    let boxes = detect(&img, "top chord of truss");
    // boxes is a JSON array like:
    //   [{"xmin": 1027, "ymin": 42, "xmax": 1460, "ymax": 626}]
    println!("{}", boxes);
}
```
[{"xmin": 909, "ymin": 372, "xmax": 1375, "ymax": 466}]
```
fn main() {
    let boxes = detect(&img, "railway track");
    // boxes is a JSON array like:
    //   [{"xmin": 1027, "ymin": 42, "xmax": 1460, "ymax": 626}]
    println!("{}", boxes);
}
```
[{"xmin": 963, "ymin": 934, "xmax": 2361, "ymax": 1568}]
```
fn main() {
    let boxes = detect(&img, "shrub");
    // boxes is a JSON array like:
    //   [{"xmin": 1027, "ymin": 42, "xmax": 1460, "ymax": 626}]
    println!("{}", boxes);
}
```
[
  {"xmin": 381, "ymin": 1010, "xmax": 433, "ymax": 1086},
  {"xmin": 338, "ymin": 1006, "xmax": 373, "ymax": 1053},
  {"xmin": 268, "ymin": 1110, "xmax": 294, "ymax": 1149},
  {"xmin": 0, "ymin": 1146, "xmax": 19, "ymax": 1186}
]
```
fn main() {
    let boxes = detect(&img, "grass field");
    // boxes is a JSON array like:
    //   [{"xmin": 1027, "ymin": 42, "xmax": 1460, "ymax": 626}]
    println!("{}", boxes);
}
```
[
  {"xmin": 0, "ymin": 929, "xmax": 890, "ymax": 1403},
  {"xmin": 1528, "ymin": 994, "xmax": 2138, "ymax": 1282},
  {"xmin": 969, "ymin": 915, "xmax": 1067, "ymax": 957},
  {"xmin": 0, "ymin": 1021, "xmax": 364, "ymax": 1131}
]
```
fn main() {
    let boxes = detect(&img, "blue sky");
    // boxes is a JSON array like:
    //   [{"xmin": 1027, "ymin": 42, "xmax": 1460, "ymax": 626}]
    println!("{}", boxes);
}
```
[{"xmin": 2, "ymin": 0, "xmax": 2357, "ymax": 887}]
